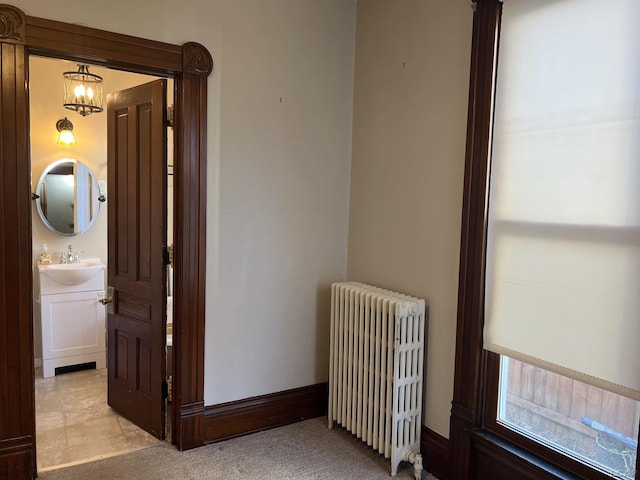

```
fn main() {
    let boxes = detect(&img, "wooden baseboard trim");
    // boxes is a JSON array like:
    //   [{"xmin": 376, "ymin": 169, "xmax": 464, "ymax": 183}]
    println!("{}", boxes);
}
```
[
  {"xmin": 203, "ymin": 384, "xmax": 453, "ymax": 478},
  {"xmin": 0, "ymin": 436, "xmax": 35, "ymax": 480},
  {"xmin": 174, "ymin": 400, "xmax": 205, "ymax": 450},
  {"xmin": 203, "ymin": 382, "xmax": 328, "ymax": 443},
  {"xmin": 421, "ymin": 425, "xmax": 450, "ymax": 480}
]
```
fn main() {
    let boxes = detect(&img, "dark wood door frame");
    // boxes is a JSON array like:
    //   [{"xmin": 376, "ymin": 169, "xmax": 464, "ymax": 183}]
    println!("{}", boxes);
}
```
[{"xmin": 0, "ymin": 5, "xmax": 212, "ymax": 478}]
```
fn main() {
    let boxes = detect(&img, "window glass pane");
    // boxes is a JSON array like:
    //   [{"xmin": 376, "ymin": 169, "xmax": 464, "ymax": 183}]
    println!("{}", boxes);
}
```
[{"xmin": 499, "ymin": 356, "xmax": 639, "ymax": 479}]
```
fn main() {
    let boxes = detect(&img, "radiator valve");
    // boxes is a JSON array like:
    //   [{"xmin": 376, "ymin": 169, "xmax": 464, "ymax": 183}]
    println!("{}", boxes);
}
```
[{"xmin": 404, "ymin": 451, "xmax": 423, "ymax": 480}]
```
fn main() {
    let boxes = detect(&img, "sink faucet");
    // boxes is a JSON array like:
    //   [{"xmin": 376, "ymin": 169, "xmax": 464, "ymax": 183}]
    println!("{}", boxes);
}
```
[
  {"xmin": 59, "ymin": 246, "xmax": 79, "ymax": 264},
  {"xmin": 68, "ymin": 245, "xmax": 79, "ymax": 263}
]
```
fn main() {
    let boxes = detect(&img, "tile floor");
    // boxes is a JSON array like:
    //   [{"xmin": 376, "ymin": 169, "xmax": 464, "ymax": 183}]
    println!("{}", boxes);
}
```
[{"xmin": 36, "ymin": 367, "xmax": 162, "ymax": 471}]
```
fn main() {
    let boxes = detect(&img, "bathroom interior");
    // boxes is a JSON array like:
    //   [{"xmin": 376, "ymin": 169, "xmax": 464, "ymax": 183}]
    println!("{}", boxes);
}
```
[{"xmin": 30, "ymin": 55, "xmax": 174, "ymax": 471}]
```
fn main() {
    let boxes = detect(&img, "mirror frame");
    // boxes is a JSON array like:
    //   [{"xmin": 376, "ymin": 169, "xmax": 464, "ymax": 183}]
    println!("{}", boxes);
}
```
[{"xmin": 34, "ymin": 158, "xmax": 102, "ymax": 236}]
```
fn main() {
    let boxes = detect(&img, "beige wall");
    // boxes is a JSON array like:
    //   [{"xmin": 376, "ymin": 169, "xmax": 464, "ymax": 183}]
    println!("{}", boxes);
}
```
[
  {"xmin": 205, "ymin": 0, "xmax": 355, "ymax": 400},
  {"xmin": 17, "ymin": 0, "xmax": 356, "ymax": 405},
  {"xmin": 347, "ymin": 0, "xmax": 472, "ymax": 437}
]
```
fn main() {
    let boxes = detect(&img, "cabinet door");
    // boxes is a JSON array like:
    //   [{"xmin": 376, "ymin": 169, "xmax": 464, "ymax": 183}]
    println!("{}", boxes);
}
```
[{"xmin": 41, "ymin": 290, "xmax": 106, "ymax": 360}]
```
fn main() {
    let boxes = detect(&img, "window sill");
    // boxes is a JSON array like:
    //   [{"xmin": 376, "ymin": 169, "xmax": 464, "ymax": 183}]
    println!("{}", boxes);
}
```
[{"xmin": 470, "ymin": 428, "xmax": 587, "ymax": 480}]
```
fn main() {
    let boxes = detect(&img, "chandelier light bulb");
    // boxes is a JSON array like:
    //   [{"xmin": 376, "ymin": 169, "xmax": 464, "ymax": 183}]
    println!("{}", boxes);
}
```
[{"xmin": 74, "ymin": 84, "xmax": 86, "ymax": 98}]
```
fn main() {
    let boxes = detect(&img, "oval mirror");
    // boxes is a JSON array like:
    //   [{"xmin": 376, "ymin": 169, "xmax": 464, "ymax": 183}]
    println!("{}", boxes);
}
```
[{"xmin": 35, "ymin": 159, "xmax": 102, "ymax": 236}]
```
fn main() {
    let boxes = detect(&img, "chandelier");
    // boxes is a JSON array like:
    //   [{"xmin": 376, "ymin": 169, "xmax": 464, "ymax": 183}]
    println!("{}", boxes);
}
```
[{"xmin": 62, "ymin": 64, "xmax": 103, "ymax": 116}]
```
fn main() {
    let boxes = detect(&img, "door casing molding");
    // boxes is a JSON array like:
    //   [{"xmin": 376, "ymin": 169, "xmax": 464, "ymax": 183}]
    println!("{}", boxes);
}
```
[{"xmin": 0, "ymin": 5, "xmax": 212, "ymax": 477}]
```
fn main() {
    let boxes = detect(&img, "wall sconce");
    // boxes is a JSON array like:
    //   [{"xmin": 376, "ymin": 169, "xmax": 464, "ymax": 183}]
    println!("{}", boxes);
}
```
[
  {"xmin": 63, "ymin": 64, "xmax": 103, "ymax": 117},
  {"xmin": 56, "ymin": 117, "xmax": 77, "ymax": 145}
]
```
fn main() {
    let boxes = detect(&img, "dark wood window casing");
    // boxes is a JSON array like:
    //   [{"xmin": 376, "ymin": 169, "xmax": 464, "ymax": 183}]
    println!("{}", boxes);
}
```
[{"xmin": 449, "ymin": 1, "xmax": 640, "ymax": 479}]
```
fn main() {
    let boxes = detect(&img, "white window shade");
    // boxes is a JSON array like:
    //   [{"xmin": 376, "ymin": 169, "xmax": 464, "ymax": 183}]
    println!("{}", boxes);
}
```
[{"xmin": 484, "ymin": 0, "xmax": 640, "ymax": 400}]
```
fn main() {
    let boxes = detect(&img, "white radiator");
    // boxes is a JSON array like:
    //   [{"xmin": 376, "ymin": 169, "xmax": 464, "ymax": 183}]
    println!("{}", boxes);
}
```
[{"xmin": 328, "ymin": 282, "xmax": 425, "ymax": 480}]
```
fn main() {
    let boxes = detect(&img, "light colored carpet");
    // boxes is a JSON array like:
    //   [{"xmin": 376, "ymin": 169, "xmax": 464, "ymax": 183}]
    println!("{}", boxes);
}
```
[{"xmin": 39, "ymin": 417, "xmax": 438, "ymax": 480}]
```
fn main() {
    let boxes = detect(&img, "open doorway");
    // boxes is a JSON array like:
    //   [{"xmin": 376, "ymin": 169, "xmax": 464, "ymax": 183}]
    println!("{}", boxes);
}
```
[
  {"xmin": 0, "ymin": 7, "xmax": 211, "ymax": 477},
  {"xmin": 29, "ymin": 56, "xmax": 175, "ymax": 471}
]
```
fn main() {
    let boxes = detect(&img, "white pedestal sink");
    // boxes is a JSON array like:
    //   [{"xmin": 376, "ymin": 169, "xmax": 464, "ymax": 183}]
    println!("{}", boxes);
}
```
[{"xmin": 36, "ymin": 259, "xmax": 107, "ymax": 377}]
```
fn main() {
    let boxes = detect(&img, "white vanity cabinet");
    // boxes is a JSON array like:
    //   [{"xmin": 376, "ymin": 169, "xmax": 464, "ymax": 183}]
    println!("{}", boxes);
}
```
[{"xmin": 36, "ymin": 261, "xmax": 107, "ymax": 378}]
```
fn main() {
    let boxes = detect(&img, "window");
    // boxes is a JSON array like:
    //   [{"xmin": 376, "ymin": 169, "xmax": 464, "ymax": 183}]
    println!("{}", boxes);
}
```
[
  {"xmin": 480, "ymin": 0, "xmax": 640, "ymax": 478},
  {"xmin": 496, "ymin": 357, "xmax": 639, "ymax": 479}
]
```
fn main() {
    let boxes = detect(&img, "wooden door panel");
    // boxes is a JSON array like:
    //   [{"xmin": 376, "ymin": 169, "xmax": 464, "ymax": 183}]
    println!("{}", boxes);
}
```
[
  {"xmin": 115, "ymin": 332, "xmax": 129, "ymax": 380},
  {"xmin": 137, "ymin": 102, "xmax": 153, "ymax": 282},
  {"xmin": 112, "ymin": 105, "xmax": 157, "ymax": 288},
  {"xmin": 118, "ymin": 292, "xmax": 152, "ymax": 320},
  {"xmin": 109, "ymin": 275, "xmax": 163, "ymax": 436},
  {"xmin": 114, "ymin": 107, "xmax": 130, "ymax": 275},
  {"xmin": 107, "ymin": 79, "xmax": 167, "ymax": 439},
  {"xmin": 112, "ymin": 324, "xmax": 153, "ymax": 396},
  {"xmin": 138, "ymin": 340, "xmax": 152, "ymax": 394}
]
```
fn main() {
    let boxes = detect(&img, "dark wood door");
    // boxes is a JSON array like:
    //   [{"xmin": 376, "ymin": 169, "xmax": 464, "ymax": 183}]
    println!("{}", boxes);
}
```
[{"xmin": 107, "ymin": 79, "xmax": 167, "ymax": 439}]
